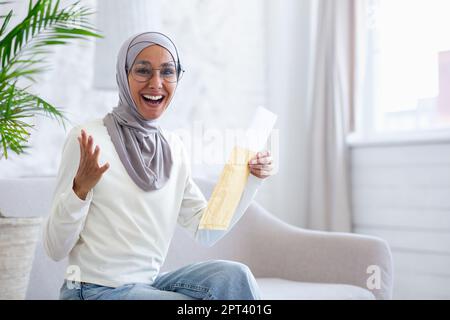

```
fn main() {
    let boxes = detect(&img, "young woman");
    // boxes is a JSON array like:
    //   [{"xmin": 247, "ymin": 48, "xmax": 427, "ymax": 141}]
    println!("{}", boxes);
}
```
[{"xmin": 44, "ymin": 32, "xmax": 274, "ymax": 300}]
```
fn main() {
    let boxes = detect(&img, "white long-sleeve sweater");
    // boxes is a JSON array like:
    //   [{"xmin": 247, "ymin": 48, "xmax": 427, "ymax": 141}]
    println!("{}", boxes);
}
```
[{"xmin": 43, "ymin": 119, "xmax": 263, "ymax": 288}]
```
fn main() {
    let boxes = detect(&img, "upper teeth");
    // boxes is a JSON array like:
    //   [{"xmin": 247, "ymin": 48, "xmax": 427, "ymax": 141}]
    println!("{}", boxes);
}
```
[{"xmin": 143, "ymin": 95, "xmax": 163, "ymax": 100}]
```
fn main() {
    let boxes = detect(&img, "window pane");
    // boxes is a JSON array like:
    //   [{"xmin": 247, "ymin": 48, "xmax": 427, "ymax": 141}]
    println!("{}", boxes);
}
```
[{"xmin": 371, "ymin": 0, "xmax": 450, "ymax": 132}]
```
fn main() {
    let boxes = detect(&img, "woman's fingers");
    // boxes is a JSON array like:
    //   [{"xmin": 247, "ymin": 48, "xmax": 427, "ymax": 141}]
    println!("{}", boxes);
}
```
[
  {"xmin": 87, "ymin": 135, "xmax": 94, "ymax": 155},
  {"xmin": 81, "ymin": 129, "xmax": 87, "ymax": 146},
  {"xmin": 258, "ymin": 156, "xmax": 273, "ymax": 165},
  {"xmin": 93, "ymin": 145, "xmax": 100, "ymax": 162},
  {"xmin": 79, "ymin": 130, "xmax": 88, "ymax": 157},
  {"xmin": 249, "ymin": 155, "xmax": 273, "ymax": 165},
  {"xmin": 88, "ymin": 143, "xmax": 102, "ymax": 170},
  {"xmin": 93, "ymin": 146, "xmax": 109, "ymax": 174},
  {"xmin": 257, "ymin": 151, "xmax": 270, "ymax": 158},
  {"xmin": 248, "ymin": 151, "xmax": 275, "ymax": 179},
  {"xmin": 78, "ymin": 130, "xmax": 106, "ymax": 170},
  {"xmin": 73, "ymin": 130, "xmax": 109, "ymax": 199},
  {"xmin": 250, "ymin": 165, "xmax": 274, "ymax": 174},
  {"xmin": 77, "ymin": 136, "xmax": 84, "ymax": 158},
  {"xmin": 249, "ymin": 167, "xmax": 272, "ymax": 178},
  {"xmin": 99, "ymin": 162, "xmax": 110, "ymax": 174},
  {"xmin": 80, "ymin": 129, "xmax": 94, "ymax": 156},
  {"xmin": 248, "ymin": 163, "xmax": 274, "ymax": 171}
]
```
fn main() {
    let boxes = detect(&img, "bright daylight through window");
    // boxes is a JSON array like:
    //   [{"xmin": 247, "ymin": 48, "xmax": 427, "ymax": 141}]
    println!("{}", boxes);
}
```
[{"xmin": 360, "ymin": 0, "xmax": 450, "ymax": 138}]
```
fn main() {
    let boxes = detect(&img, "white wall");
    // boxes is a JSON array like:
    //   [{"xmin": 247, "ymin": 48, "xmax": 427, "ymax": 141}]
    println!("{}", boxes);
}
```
[{"xmin": 351, "ymin": 141, "xmax": 450, "ymax": 299}]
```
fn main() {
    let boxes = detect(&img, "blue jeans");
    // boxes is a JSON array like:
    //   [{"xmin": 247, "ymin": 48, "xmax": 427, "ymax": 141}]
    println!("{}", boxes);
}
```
[{"xmin": 59, "ymin": 260, "xmax": 261, "ymax": 300}]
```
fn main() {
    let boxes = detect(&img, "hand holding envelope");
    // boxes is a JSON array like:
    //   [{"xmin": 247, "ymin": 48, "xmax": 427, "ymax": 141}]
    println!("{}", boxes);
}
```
[
  {"xmin": 199, "ymin": 107, "xmax": 277, "ymax": 231},
  {"xmin": 248, "ymin": 151, "xmax": 274, "ymax": 179}
]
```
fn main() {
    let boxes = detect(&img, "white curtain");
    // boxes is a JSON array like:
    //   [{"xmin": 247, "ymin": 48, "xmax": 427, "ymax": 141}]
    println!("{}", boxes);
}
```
[
  {"xmin": 230, "ymin": 0, "xmax": 362, "ymax": 230},
  {"xmin": 258, "ymin": 0, "xmax": 313, "ymax": 227},
  {"xmin": 304, "ymin": 0, "xmax": 360, "ymax": 232}
]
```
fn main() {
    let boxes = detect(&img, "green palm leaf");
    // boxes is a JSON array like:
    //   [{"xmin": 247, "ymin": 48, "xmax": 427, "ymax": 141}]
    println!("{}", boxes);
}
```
[
  {"xmin": 0, "ymin": 82, "xmax": 68, "ymax": 158},
  {"xmin": 0, "ymin": 0, "xmax": 102, "ymax": 159}
]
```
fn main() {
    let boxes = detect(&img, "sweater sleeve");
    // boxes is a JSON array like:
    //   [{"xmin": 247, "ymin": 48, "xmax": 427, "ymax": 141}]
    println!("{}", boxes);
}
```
[
  {"xmin": 43, "ymin": 126, "xmax": 93, "ymax": 261},
  {"xmin": 177, "ymin": 145, "xmax": 264, "ymax": 247}
]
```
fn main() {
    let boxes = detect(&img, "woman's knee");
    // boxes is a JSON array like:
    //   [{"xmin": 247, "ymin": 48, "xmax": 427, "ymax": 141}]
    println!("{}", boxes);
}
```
[
  {"xmin": 215, "ymin": 260, "xmax": 253, "ymax": 278},
  {"xmin": 208, "ymin": 260, "xmax": 258, "ymax": 289},
  {"xmin": 206, "ymin": 260, "xmax": 260, "ymax": 300}
]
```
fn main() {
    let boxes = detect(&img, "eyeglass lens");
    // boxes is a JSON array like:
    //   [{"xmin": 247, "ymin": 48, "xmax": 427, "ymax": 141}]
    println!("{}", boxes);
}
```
[{"xmin": 131, "ymin": 61, "xmax": 178, "ymax": 83}]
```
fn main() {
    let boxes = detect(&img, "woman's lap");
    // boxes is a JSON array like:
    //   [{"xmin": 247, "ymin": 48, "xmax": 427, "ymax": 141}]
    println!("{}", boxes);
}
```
[
  {"xmin": 60, "ymin": 281, "xmax": 194, "ymax": 300},
  {"xmin": 60, "ymin": 259, "xmax": 260, "ymax": 300}
]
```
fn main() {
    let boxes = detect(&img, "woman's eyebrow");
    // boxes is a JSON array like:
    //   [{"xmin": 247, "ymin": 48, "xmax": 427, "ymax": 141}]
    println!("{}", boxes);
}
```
[{"xmin": 135, "ymin": 60, "xmax": 175, "ymax": 66}]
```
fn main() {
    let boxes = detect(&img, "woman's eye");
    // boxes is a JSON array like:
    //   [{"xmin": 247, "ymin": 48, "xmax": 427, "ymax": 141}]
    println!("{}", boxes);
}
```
[
  {"xmin": 136, "ymin": 68, "xmax": 151, "ymax": 75},
  {"xmin": 162, "ymin": 68, "xmax": 175, "ymax": 75}
]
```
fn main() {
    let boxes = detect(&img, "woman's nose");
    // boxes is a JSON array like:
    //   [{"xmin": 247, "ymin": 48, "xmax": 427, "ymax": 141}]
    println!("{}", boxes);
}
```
[{"xmin": 148, "ymin": 70, "xmax": 163, "ymax": 88}]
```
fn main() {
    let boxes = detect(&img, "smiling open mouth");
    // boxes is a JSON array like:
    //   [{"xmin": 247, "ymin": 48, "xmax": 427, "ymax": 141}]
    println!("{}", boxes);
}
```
[{"xmin": 141, "ymin": 94, "xmax": 165, "ymax": 106}]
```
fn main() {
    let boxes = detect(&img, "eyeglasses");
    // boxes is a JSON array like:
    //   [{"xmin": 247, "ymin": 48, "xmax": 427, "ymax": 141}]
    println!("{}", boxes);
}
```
[{"xmin": 130, "ymin": 61, "xmax": 184, "ymax": 83}]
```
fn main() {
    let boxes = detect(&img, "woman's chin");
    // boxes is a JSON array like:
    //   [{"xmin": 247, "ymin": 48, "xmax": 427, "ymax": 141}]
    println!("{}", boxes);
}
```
[
  {"xmin": 142, "ymin": 111, "xmax": 164, "ymax": 120},
  {"xmin": 138, "ymin": 97, "xmax": 167, "ymax": 120},
  {"xmin": 138, "ymin": 105, "xmax": 166, "ymax": 120}
]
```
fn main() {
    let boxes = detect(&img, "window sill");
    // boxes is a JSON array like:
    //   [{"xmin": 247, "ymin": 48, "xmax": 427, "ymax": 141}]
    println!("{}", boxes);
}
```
[{"xmin": 347, "ymin": 131, "xmax": 450, "ymax": 148}]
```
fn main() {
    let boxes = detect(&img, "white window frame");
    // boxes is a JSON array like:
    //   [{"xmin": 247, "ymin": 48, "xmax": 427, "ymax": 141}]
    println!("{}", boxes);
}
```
[{"xmin": 348, "ymin": 0, "xmax": 450, "ymax": 147}]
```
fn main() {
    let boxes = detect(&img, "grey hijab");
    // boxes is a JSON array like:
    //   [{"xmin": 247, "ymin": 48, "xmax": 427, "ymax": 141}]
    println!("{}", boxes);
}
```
[{"xmin": 103, "ymin": 32, "xmax": 180, "ymax": 191}]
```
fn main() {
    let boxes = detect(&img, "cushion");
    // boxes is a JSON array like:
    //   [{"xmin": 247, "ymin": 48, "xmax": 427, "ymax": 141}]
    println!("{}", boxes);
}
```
[{"xmin": 257, "ymin": 278, "xmax": 375, "ymax": 300}]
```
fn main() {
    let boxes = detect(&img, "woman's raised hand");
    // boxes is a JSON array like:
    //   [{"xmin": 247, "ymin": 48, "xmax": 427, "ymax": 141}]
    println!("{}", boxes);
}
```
[{"xmin": 72, "ymin": 129, "xmax": 110, "ymax": 200}]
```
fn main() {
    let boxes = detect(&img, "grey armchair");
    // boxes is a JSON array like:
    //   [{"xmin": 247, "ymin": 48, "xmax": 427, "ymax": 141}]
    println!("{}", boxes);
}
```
[{"xmin": 0, "ymin": 177, "xmax": 393, "ymax": 299}]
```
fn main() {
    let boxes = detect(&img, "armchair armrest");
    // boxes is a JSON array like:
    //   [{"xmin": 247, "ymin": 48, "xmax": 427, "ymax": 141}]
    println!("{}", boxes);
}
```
[{"xmin": 236, "ymin": 203, "xmax": 393, "ymax": 300}]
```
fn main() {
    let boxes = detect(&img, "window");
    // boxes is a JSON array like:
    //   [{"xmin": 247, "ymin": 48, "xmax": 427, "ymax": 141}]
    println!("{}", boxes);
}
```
[{"xmin": 356, "ymin": 0, "xmax": 450, "ymax": 140}]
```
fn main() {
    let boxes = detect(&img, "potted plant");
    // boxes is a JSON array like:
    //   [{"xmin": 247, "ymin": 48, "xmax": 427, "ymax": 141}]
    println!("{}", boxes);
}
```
[{"xmin": 0, "ymin": 0, "xmax": 101, "ymax": 299}]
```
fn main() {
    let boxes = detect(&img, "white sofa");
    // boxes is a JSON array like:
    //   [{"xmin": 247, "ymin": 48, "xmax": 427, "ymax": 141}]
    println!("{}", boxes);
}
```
[{"xmin": 0, "ymin": 177, "xmax": 393, "ymax": 300}]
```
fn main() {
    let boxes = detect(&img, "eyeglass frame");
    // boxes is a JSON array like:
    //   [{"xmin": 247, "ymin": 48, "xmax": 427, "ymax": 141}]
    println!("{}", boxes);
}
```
[{"xmin": 127, "ymin": 60, "xmax": 185, "ymax": 83}]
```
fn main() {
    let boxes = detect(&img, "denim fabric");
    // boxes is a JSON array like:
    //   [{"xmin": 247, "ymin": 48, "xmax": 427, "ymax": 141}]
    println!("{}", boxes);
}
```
[{"xmin": 59, "ymin": 260, "xmax": 261, "ymax": 300}]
